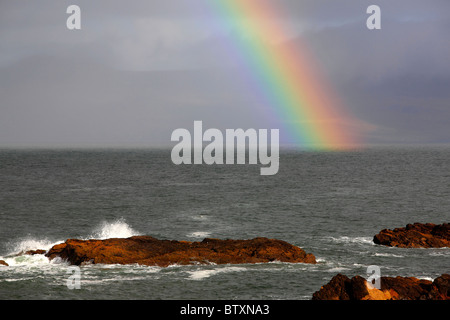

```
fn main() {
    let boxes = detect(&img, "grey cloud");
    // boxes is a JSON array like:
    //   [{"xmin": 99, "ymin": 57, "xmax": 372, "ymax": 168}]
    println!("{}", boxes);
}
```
[
  {"xmin": 1, "ymin": 1, "xmax": 449, "ymax": 146},
  {"xmin": 0, "ymin": 55, "xmax": 275, "ymax": 146}
]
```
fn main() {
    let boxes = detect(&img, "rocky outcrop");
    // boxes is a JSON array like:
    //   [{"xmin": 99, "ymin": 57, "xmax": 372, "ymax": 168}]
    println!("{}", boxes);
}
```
[
  {"xmin": 45, "ymin": 236, "xmax": 316, "ymax": 267},
  {"xmin": 24, "ymin": 249, "xmax": 47, "ymax": 255},
  {"xmin": 373, "ymin": 222, "xmax": 450, "ymax": 248},
  {"xmin": 312, "ymin": 273, "xmax": 450, "ymax": 300}
]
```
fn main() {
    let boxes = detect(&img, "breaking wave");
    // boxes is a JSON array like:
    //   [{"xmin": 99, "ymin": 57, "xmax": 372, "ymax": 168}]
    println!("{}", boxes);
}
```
[
  {"xmin": 87, "ymin": 218, "xmax": 140, "ymax": 240},
  {"xmin": 187, "ymin": 231, "xmax": 211, "ymax": 239},
  {"xmin": 327, "ymin": 236, "xmax": 374, "ymax": 245},
  {"xmin": 1, "ymin": 219, "xmax": 140, "ymax": 265},
  {"xmin": 186, "ymin": 266, "xmax": 247, "ymax": 280}
]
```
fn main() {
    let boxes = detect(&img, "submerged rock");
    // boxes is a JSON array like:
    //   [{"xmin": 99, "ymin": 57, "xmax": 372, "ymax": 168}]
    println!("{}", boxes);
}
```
[
  {"xmin": 24, "ymin": 249, "xmax": 47, "ymax": 255},
  {"xmin": 373, "ymin": 222, "xmax": 450, "ymax": 248},
  {"xmin": 312, "ymin": 273, "xmax": 450, "ymax": 300},
  {"xmin": 45, "ymin": 236, "xmax": 316, "ymax": 267}
]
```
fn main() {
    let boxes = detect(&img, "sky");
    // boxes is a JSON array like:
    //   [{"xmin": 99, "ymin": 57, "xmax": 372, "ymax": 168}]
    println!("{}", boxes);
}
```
[{"xmin": 1, "ymin": 0, "xmax": 449, "ymax": 147}]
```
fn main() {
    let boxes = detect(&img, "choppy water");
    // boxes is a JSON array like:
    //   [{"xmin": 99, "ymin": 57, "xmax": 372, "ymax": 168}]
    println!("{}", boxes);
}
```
[{"xmin": 0, "ymin": 146, "xmax": 449, "ymax": 299}]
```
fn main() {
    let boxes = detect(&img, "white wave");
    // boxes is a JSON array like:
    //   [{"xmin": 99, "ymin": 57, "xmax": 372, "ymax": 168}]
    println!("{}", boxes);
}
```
[
  {"xmin": 187, "ymin": 231, "xmax": 211, "ymax": 239},
  {"xmin": 187, "ymin": 266, "xmax": 247, "ymax": 280},
  {"xmin": 190, "ymin": 215, "xmax": 209, "ymax": 221},
  {"xmin": 3, "ymin": 253, "xmax": 51, "ymax": 267},
  {"xmin": 374, "ymin": 253, "xmax": 405, "ymax": 258},
  {"xmin": 327, "ymin": 266, "xmax": 351, "ymax": 272},
  {"xmin": 2, "ymin": 238, "xmax": 66, "ymax": 266},
  {"xmin": 5, "ymin": 238, "xmax": 58, "ymax": 256},
  {"xmin": 82, "ymin": 263, "xmax": 162, "ymax": 274},
  {"xmin": 187, "ymin": 269, "xmax": 217, "ymax": 280},
  {"xmin": 0, "ymin": 219, "xmax": 141, "ymax": 269},
  {"xmin": 429, "ymin": 250, "xmax": 450, "ymax": 256},
  {"xmin": 417, "ymin": 276, "xmax": 434, "ymax": 282},
  {"xmin": 328, "ymin": 236, "xmax": 374, "ymax": 245},
  {"xmin": 352, "ymin": 263, "xmax": 367, "ymax": 267},
  {"xmin": 79, "ymin": 275, "xmax": 160, "ymax": 285},
  {"xmin": 88, "ymin": 218, "xmax": 140, "ymax": 239},
  {"xmin": 2, "ymin": 277, "xmax": 36, "ymax": 282},
  {"xmin": 315, "ymin": 257, "xmax": 326, "ymax": 263}
]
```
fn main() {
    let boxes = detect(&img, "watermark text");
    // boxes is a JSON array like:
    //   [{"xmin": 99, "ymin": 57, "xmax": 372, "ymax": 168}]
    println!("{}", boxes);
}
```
[{"xmin": 171, "ymin": 121, "xmax": 279, "ymax": 175}]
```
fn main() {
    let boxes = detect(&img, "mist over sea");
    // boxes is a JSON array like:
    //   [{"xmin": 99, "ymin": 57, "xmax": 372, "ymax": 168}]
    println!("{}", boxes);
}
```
[{"xmin": 0, "ymin": 146, "xmax": 449, "ymax": 299}]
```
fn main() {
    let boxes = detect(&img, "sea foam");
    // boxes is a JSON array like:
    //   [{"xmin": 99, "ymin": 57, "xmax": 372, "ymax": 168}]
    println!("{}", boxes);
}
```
[
  {"xmin": 9, "ymin": 238, "xmax": 55, "ymax": 254},
  {"xmin": 187, "ymin": 266, "xmax": 247, "ymax": 280},
  {"xmin": 187, "ymin": 231, "xmax": 211, "ymax": 239}
]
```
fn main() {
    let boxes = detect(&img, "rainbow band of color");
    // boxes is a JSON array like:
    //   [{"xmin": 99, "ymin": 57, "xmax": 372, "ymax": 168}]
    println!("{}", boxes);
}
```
[{"xmin": 210, "ymin": 0, "xmax": 360, "ymax": 150}]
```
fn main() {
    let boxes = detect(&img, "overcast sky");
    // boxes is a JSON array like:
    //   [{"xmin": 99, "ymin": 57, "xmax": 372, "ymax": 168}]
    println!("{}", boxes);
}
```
[{"xmin": 1, "ymin": 0, "xmax": 449, "ymax": 147}]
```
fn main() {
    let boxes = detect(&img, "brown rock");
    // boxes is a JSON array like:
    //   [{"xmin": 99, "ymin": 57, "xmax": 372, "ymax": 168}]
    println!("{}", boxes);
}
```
[
  {"xmin": 373, "ymin": 222, "xmax": 450, "ymax": 248},
  {"xmin": 24, "ymin": 249, "xmax": 47, "ymax": 255},
  {"xmin": 312, "ymin": 273, "xmax": 450, "ymax": 300},
  {"xmin": 45, "ymin": 236, "xmax": 316, "ymax": 267},
  {"xmin": 427, "ymin": 274, "xmax": 450, "ymax": 300},
  {"xmin": 0, "ymin": 260, "xmax": 8, "ymax": 266},
  {"xmin": 311, "ymin": 273, "xmax": 353, "ymax": 300},
  {"xmin": 311, "ymin": 274, "xmax": 371, "ymax": 300}
]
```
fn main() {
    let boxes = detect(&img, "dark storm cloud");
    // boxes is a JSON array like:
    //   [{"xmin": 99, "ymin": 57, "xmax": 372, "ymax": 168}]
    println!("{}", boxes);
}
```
[{"xmin": 1, "ymin": 1, "xmax": 449, "ymax": 146}]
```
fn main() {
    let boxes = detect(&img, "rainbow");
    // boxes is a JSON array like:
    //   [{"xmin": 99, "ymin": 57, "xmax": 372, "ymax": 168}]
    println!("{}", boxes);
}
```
[{"xmin": 208, "ymin": 0, "xmax": 362, "ymax": 150}]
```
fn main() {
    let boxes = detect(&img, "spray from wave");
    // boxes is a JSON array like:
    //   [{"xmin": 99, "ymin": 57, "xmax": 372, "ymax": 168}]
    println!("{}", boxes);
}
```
[
  {"xmin": 7, "ymin": 238, "xmax": 56, "ymax": 255},
  {"xmin": 1, "ymin": 219, "xmax": 140, "ymax": 265},
  {"xmin": 87, "ymin": 218, "xmax": 140, "ymax": 240},
  {"xmin": 1, "ymin": 238, "xmax": 63, "ymax": 267}
]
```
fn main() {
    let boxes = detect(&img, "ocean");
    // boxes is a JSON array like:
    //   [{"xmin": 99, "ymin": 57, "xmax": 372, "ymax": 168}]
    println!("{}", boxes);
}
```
[{"xmin": 0, "ymin": 146, "xmax": 449, "ymax": 300}]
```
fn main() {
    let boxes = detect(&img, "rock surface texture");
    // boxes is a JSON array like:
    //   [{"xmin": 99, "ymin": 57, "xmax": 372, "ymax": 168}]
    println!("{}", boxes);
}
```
[
  {"xmin": 45, "ymin": 236, "xmax": 316, "ymax": 267},
  {"xmin": 312, "ymin": 273, "xmax": 450, "ymax": 300},
  {"xmin": 373, "ymin": 222, "xmax": 450, "ymax": 248}
]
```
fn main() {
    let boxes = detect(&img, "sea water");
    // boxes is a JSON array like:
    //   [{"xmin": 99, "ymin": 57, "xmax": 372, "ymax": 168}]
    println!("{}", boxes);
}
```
[{"xmin": 0, "ymin": 146, "xmax": 449, "ymax": 299}]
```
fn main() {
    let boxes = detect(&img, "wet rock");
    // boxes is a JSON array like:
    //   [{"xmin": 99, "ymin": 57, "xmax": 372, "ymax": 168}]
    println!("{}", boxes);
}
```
[
  {"xmin": 0, "ymin": 260, "xmax": 8, "ymax": 266},
  {"xmin": 312, "ymin": 273, "xmax": 450, "ymax": 300},
  {"xmin": 45, "ymin": 236, "xmax": 316, "ymax": 267},
  {"xmin": 373, "ymin": 222, "xmax": 450, "ymax": 248},
  {"xmin": 24, "ymin": 249, "xmax": 47, "ymax": 255}
]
